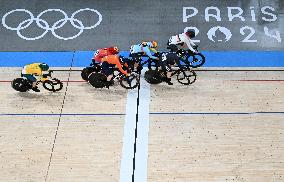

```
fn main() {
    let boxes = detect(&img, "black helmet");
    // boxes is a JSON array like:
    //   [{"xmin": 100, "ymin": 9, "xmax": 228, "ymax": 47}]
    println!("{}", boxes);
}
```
[
  {"xmin": 39, "ymin": 63, "xmax": 49, "ymax": 71},
  {"xmin": 185, "ymin": 30, "xmax": 195, "ymax": 38}
]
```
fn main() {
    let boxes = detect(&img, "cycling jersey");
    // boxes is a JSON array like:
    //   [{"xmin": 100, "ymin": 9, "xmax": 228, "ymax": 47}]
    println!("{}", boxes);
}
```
[
  {"xmin": 22, "ymin": 63, "xmax": 43, "ymax": 76},
  {"xmin": 93, "ymin": 47, "xmax": 117, "ymax": 62},
  {"xmin": 101, "ymin": 55, "xmax": 128, "ymax": 75},
  {"xmin": 160, "ymin": 52, "xmax": 181, "ymax": 72},
  {"xmin": 168, "ymin": 33, "xmax": 196, "ymax": 53},
  {"xmin": 130, "ymin": 42, "xmax": 158, "ymax": 60}
]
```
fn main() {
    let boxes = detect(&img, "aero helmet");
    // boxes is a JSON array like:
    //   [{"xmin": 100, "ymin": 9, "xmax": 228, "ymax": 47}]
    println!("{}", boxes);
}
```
[
  {"xmin": 185, "ymin": 30, "xmax": 196, "ymax": 38},
  {"xmin": 151, "ymin": 41, "xmax": 158, "ymax": 48},
  {"xmin": 109, "ymin": 46, "xmax": 119, "ymax": 54},
  {"xmin": 39, "ymin": 63, "xmax": 49, "ymax": 71}
]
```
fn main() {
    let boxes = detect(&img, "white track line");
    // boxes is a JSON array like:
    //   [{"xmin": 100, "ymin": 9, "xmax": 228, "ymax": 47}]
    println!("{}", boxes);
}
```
[
  {"xmin": 120, "ymin": 69, "xmax": 151, "ymax": 182},
  {"xmin": 134, "ymin": 70, "xmax": 150, "ymax": 182},
  {"xmin": 120, "ymin": 88, "xmax": 138, "ymax": 182}
]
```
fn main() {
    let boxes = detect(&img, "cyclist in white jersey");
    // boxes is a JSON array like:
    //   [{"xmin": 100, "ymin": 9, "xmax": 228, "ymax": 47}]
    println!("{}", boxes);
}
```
[{"xmin": 167, "ymin": 30, "xmax": 197, "ymax": 53}]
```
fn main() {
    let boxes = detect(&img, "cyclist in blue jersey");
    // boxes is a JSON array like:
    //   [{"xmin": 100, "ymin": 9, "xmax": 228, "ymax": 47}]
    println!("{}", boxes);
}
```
[{"xmin": 129, "ymin": 41, "xmax": 159, "ymax": 71}]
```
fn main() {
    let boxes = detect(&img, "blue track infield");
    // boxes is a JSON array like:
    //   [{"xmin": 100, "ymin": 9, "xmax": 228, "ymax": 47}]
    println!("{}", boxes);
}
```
[{"xmin": 1, "ymin": 51, "xmax": 284, "ymax": 67}]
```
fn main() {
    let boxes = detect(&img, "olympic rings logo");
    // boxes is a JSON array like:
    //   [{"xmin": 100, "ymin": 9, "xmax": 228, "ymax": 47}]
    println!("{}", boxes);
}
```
[{"xmin": 2, "ymin": 8, "xmax": 102, "ymax": 40}]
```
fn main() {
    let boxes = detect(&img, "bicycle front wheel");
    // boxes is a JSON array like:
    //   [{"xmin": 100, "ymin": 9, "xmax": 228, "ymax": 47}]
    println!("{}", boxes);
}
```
[
  {"xmin": 176, "ymin": 69, "xmax": 197, "ymax": 85},
  {"xmin": 43, "ymin": 78, "xmax": 63, "ymax": 92},
  {"xmin": 120, "ymin": 74, "xmax": 140, "ymax": 89},
  {"xmin": 185, "ymin": 53, "xmax": 205, "ymax": 68}
]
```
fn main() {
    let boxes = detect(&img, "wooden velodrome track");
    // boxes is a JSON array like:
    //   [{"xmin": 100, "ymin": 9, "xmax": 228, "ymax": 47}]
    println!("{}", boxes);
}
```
[{"xmin": 0, "ymin": 67, "xmax": 284, "ymax": 182}]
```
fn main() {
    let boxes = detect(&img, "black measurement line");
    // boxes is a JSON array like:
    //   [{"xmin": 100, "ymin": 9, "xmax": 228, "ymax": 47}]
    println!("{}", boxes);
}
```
[
  {"xmin": 44, "ymin": 50, "xmax": 76, "ymax": 181},
  {"xmin": 132, "ymin": 73, "xmax": 141, "ymax": 182}
]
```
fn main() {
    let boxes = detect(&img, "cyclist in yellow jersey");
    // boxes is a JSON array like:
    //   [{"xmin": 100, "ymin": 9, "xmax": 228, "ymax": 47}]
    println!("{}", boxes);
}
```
[{"xmin": 21, "ymin": 63, "xmax": 49, "ymax": 92}]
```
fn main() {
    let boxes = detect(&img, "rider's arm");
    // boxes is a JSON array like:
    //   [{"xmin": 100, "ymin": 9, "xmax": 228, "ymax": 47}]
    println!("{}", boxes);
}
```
[
  {"xmin": 115, "ymin": 57, "xmax": 128, "ymax": 75},
  {"xmin": 189, "ymin": 38, "xmax": 196, "ymax": 46},
  {"xmin": 144, "ymin": 47, "xmax": 158, "ymax": 60},
  {"xmin": 182, "ymin": 35, "xmax": 196, "ymax": 53},
  {"xmin": 116, "ymin": 63, "xmax": 128, "ymax": 75},
  {"xmin": 149, "ymin": 47, "xmax": 158, "ymax": 53}
]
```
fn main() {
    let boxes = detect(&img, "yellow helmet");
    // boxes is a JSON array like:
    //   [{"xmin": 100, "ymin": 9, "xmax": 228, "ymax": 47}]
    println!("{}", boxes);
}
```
[{"xmin": 151, "ymin": 41, "xmax": 158, "ymax": 48}]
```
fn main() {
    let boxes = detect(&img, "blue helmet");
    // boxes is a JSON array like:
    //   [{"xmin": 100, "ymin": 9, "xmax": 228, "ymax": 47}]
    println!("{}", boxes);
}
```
[{"xmin": 39, "ymin": 63, "xmax": 49, "ymax": 71}]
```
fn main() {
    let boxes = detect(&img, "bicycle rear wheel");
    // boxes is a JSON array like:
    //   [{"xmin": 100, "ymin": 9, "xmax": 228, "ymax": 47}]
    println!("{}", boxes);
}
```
[
  {"xmin": 88, "ymin": 72, "xmax": 107, "ymax": 88},
  {"xmin": 81, "ymin": 67, "xmax": 96, "ymax": 81},
  {"xmin": 144, "ymin": 70, "xmax": 163, "ymax": 84},
  {"xmin": 11, "ymin": 78, "xmax": 31, "ymax": 92}
]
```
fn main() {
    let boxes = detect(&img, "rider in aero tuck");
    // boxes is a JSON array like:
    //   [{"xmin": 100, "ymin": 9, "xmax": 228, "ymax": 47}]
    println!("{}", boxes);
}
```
[
  {"xmin": 130, "ymin": 41, "xmax": 159, "ymax": 70},
  {"xmin": 92, "ymin": 47, "xmax": 119, "ymax": 63},
  {"xmin": 21, "ymin": 63, "xmax": 50, "ymax": 92},
  {"xmin": 168, "ymin": 30, "xmax": 197, "ymax": 53},
  {"xmin": 160, "ymin": 44, "xmax": 182, "ymax": 85},
  {"xmin": 101, "ymin": 55, "xmax": 129, "ymax": 88}
]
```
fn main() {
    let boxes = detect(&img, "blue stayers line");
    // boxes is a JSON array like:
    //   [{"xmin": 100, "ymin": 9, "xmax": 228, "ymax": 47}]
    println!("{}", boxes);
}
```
[
  {"xmin": 149, "ymin": 112, "xmax": 284, "ymax": 115},
  {"xmin": 1, "ymin": 51, "xmax": 284, "ymax": 67}
]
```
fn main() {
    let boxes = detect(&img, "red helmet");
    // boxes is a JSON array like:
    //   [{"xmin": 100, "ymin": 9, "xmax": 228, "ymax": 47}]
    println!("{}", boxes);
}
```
[{"xmin": 108, "ymin": 46, "xmax": 119, "ymax": 54}]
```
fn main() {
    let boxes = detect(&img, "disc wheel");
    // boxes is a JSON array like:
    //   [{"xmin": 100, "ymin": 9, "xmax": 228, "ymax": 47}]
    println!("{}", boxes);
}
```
[
  {"xmin": 144, "ymin": 70, "xmax": 163, "ymax": 84},
  {"xmin": 11, "ymin": 78, "xmax": 31, "ymax": 92},
  {"xmin": 185, "ymin": 53, "xmax": 205, "ymax": 68},
  {"xmin": 88, "ymin": 72, "xmax": 107, "ymax": 88},
  {"xmin": 81, "ymin": 67, "xmax": 95, "ymax": 81},
  {"xmin": 43, "ymin": 78, "xmax": 63, "ymax": 92},
  {"xmin": 177, "ymin": 69, "xmax": 197, "ymax": 85},
  {"xmin": 120, "ymin": 74, "xmax": 140, "ymax": 89}
]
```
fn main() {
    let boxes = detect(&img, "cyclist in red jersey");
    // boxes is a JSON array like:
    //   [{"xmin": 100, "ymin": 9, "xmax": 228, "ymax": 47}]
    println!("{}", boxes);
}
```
[
  {"xmin": 101, "ymin": 55, "xmax": 129, "ymax": 87},
  {"xmin": 92, "ymin": 47, "xmax": 119, "ymax": 63}
]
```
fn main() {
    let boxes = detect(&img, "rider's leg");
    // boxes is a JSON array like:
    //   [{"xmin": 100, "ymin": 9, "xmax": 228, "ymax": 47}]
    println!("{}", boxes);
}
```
[
  {"xmin": 134, "ymin": 55, "xmax": 140, "ymax": 71},
  {"xmin": 105, "ymin": 64, "xmax": 115, "ymax": 87},
  {"xmin": 23, "ymin": 74, "xmax": 40, "ymax": 92},
  {"xmin": 101, "ymin": 62, "xmax": 114, "ymax": 87},
  {"xmin": 105, "ymin": 74, "xmax": 114, "ymax": 88},
  {"xmin": 32, "ymin": 82, "xmax": 37, "ymax": 88},
  {"xmin": 107, "ymin": 74, "xmax": 113, "ymax": 82},
  {"xmin": 161, "ymin": 64, "xmax": 173, "ymax": 85},
  {"xmin": 165, "ymin": 71, "xmax": 173, "ymax": 85},
  {"xmin": 133, "ymin": 54, "xmax": 141, "ymax": 72},
  {"xmin": 167, "ymin": 71, "xmax": 172, "ymax": 79}
]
